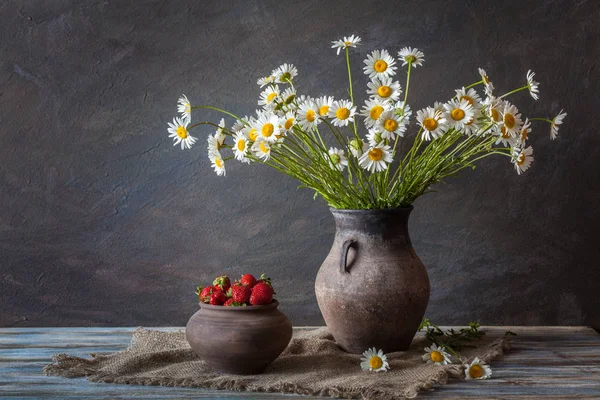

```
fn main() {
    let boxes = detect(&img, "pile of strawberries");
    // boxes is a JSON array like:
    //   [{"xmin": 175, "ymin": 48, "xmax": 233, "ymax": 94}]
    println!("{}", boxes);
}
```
[{"xmin": 195, "ymin": 273, "xmax": 275, "ymax": 306}]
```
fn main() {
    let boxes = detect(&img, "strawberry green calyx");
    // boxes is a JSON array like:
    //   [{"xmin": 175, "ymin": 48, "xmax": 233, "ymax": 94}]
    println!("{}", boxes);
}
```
[
  {"xmin": 258, "ymin": 273, "xmax": 272, "ymax": 285},
  {"xmin": 195, "ymin": 285, "xmax": 203, "ymax": 297},
  {"xmin": 213, "ymin": 275, "xmax": 231, "ymax": 292}
]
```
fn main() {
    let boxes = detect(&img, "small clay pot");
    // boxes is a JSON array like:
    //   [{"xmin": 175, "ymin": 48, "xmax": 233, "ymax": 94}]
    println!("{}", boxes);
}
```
[{"xmin": 185, "ymin": 300, "xmax": 292, "ymax": 374}]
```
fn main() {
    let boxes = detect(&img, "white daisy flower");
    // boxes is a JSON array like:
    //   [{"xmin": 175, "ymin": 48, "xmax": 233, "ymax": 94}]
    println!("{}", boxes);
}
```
[
  {"xmin": 482, "ymin": 96, "xmax": 504, "ymax": 126},
  {"xmin": 501, "ymin": 103, "xmax": 523, "ymax": 137},
  {"xmin": 512, "ymin": 145, "xmax": 534, "ymax": 175},
  {"xmin": 328, "ymin": 147, "xmax": 348, "ymax": 171},
  {"xmin": 550, "ymin": 110, "xmax": 567, "ymax": 140},
  {"xmin": 231, "ymin": 118, "xmax": 247, "ymax": 134},
  {"xmin": 349, "ymin": 137, "xmax": 368, "ymax": 157},
  {"xmin": 422, "ymin": 344, "xmax": 452, "ymax": 365},
  {"xmin": 273, "ymin": 63, "xmax": 298, "ymax": 83},
  {"xmin": 280, "ymin": 111, "xmax": 297, "ymax": 133},
  {"xmin": 433, "ymin": 101, "xmax": 445, "ymax": 115},
  {"xmin": 251, "ymin": 139, "xmax": 272, "ymax": 161},
  {"xmin": 463, "ymin": 108, "xmax": 483, "ymax": 136},
  {"xmin": 376, "ymin": 109, "xmax": 407, "ymax": 140},
  {"xmin": 455, "ymin": 87, "xmax": 483, "ymax": 109},
  {"xmin": 392, "ymin": 100, "xmax": 412, "ymax": 119},
  {"xmin": 366, "ymin": 130, "xmax": 385, "ymax": 146},
  {"xmin": 316, "ymin": 96, "xmax": 335, "ymax": 118},
  {"xmin": 478, "ymin": 68, "xmax": 495, "ymax": 96},
  {"xmin": 495, "ymin": 126, "xmax": 518, "ymax": 146},
  {"xmin": 243, "ymin": 118, "xmax": 259, "ymax": 142},
  {"xmin": 417, "ymin": 107, "xmax": 447, "ymax": 140},
  {"xmin": 258, "ymin": 85, "xmax": 280, "ymax": 108},
  {"xmin": 359, "ymin": 144, "xmax": 393, "ymax": 173},
  {"xmin": 519, "ymin": 118, "xmax": 532, "ymax": 143},
  {"xmin": 331, "ymin": 34, "xmax": 361, "ymax": 55},
  {"xmin": 360, "ymin": 97, "xmax": 390, "ymax": 128},
  {"xmin": 297, "ymin": 100, "xmax": 321, "ymax": 130},
  {"xmin": 526, "ymin": 70, "xmax": 540, "ymax": 100},
  {"xmin": 443, "ymin": 99, "xmax": 475, "ymax": 131},
  {"xmin": 209, "ymin": 130, "xmax": 226, "ymax": 153},
  {"xmin": 257, "ymin": 75, "xmax": 275, "ymax": 87},
  {"xmin": 253, "ymin": 113, "xmax": 281, "ymax": 143},
  {"xmin": 329, "ymin": 100, "xmax": 356, "ymax": 127},
  {"xmin": 177, "ymin": 94, "xmax": 192, "ymax": 124},
  {"xmin": 360, "ymin": 347, "xmax": 389, "ymax": 372},
  {"xmin": 167, "ymin": 117, "xmax": 197, "ymax": 150},
  {"xmin": 465, "ymin": 357, "xmax": 492, "ymax": 380},
  {"xmin": 363, "ymin": 49, "xmax": 397, "ymax": 79},
  {"xmin": 367, "ymin": 76, "xmax": 402, "ymax": 102},
  {"xmin": 281, "ymin": 87, "xmax": 297, "ymax": 105},
  {"xmin": 233, "ymin": 132, "xmax": 250, "ymax": 163},
  {"xmin": 210, "ymin": 152, "xmax": 226, "ymax": 176},
  {"xmin": 398, "ymin": 47, "xmax": 425, "ymax": 68}
]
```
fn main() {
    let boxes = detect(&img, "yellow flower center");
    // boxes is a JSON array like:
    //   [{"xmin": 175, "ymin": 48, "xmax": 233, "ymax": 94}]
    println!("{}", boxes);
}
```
[
  {"xmin": 460, "ymin": 95, "xmax": 474, "ymax": 106},
  {"xmin": 261, "ymin": 123, "xmax": 274, "ymax": 137},
  {"xmin": 336, "ymin": 107, "xmax": 350, "ymax": 120},
  {"xmin": 521, "ymin": 128, "xmax": 528, "ymax": 141},
  {"xmin": 248, "ymin": 128, "xmax": 258, "ymax": 141},
  {"xmin": 383, "ymin": 118, "xmax": 398, "ymax": 132},
  {"xmin": 285, "ymin": 118, "xmax": 294, "ymax": 130},
  {"xmin": 377, "ymin": 85, "xmax": 392, "ymax": 98},
  {"xmin": 306, "ymin": 109, "xmax": 316, "ymax": 122},
  {"xmin": 259, "ymin": 141, "xmax": 269, "ymax": 154},
  {"xmin": 517, "ymin": 153, "xmax": 526, "ymax": 166},
  {"xmin": 237, "ymin": 139, "xmax": 246, "ymax": 151},
  {"xmin": 267, "ymin": 92, "xmax": 277, "ymax": 102},
  {"xmin": 184, "ymin": 104, "xmax": 191, "ymax": 113},
  {"xmin": 504, "ymin": 113, "xmax": 516, "ymax": 129},
  {"xmin": 491, "ymin": 108, "xmax": 500, "ymax": 122},
  {"xmin": 214, "ymin": 157, "xmax": 223, "ymax": 168},
  {"xmin": 370, "ymin": 105, "xmax": 384, "ymax": 120},
  {"xmin": 469, "ymin": 364, "xmax": 484, "ymax": 379},
  {"xmin": 176, "ymin": 126, "xmax": 188, "ymax": 139},
  {"xmin": 344, "ymin": 41, "xmax": 351, "ymax": 46},
  {"xmin": 451, "ymin": 108, "xmax": 466, "ymax": 121},
  {"xmin": 374, "ymin": 60, "xmax": 388, "ymax": 73},
  {"xmin": 501, "ymin": 126, "xmax": 511, "ymax": 139},
  {"xmin": 368, "ymin": 148, "xmax": 384, "ymax": 161},
  {"xmin": 369, "ymin": 356, "xmax": 383, "ymax": 370},
  {"xmin": 482, "ymin": 74, "xmax": 490, "ymax": 84},
  {"xmin": 430, "ymin": 351, "xmax": 444, "ymax": 363},
  {"xmin": 319, "ymin": 105, "xmax": 330, "ymax": 116},
  {"xmin": 423, "ymin": 117, "xmax": 438, "ymax": 131}
]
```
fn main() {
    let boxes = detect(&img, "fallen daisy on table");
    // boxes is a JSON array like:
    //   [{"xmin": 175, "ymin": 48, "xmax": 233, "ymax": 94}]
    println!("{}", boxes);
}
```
[
  {"xmin": 360, "ymin": 348, "xmax": 390, "ymax": 372},
  {"xmin": 422, "ymin": 343, "xmax": 452, "ymax": 365},
  {"xmin": 464, "ymin": 357, "xmax": 492, "ymax": 380}
]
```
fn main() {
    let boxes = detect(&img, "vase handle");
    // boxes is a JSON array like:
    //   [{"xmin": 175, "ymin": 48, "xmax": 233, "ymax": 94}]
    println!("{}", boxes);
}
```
[{"xmin": 340, "ymin": 239, "xmax": 357, "ymax": 274}]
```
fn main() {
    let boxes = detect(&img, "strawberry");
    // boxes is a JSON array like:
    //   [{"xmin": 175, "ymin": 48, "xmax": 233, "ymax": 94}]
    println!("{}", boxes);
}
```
[
  {"xmin": 240, "ymin": 273, "xmax": 257, "ymax": 288},
  {"xmin": 199, "ymin": 286, "xmax": 216, "ymax": 303},
  {"xmin": 230, "ymin": 284, "xmax": 252, "ymax": 303},
  {"xmin": 249, "ymin": 282, "xmax": 274, "ymax": 305},
  {"xmin": 256, "ymin": 273, "xmax": 273, "ymax": 287},
  {"xmin": 209, "ymin": 290, "xmax": 228, "ymax": 305},
  {"xmin": 213, "ymin": 275, "xmax": 231, "ymax": 292},
  {"xmin": 223, "ymin": 298, "xmax": 235, "ymax": 306}
]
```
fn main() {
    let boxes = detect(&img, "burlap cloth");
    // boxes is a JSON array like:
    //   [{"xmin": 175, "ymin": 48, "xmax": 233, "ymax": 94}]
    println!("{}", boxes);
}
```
[{"xmin": 44, "ymin": 327, "xmax": 510, "ymax": 399}]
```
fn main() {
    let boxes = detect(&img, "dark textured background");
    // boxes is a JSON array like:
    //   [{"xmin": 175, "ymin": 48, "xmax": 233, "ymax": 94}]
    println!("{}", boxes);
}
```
[{"xmin": 1, "ymin": 0, "xmax": 598, "ymax": 328}]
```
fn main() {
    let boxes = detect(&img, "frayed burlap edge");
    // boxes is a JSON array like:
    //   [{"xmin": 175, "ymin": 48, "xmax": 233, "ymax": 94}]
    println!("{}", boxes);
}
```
[{"xmin": 44, "ymin": 332, "xmax": 511, "ymax": 400}]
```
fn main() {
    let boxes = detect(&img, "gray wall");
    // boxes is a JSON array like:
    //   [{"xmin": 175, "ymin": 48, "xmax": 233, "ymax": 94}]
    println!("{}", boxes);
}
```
[{"xmin": 1, "ymin": 0, "xmax": 599, "ymax": 328}]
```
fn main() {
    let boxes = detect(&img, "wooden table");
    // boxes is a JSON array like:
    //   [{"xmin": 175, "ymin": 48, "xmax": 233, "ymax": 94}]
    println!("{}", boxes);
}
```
[{"xmin": 1, "ymin": 326, "xmax": 598, "ymax": 399}]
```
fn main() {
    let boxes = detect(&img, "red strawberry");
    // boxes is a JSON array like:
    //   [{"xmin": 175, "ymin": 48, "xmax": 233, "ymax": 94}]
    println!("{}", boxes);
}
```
[
  {"xmin": 249, "ymin": 282, "xmax": 274, "ymax": 305},
  {"xmin": 231, "ymin": 284, "xmax": 252, "ymax": 303},
  {"xmin": 209, "ymin": 290, "xmax": 228, "ymax": 305},
  {"xmin": 223, "ymin": 298, "xmax": 235, "ymax": 306},
  {"xmin": 199, "ymin": 286, "xmax": 216, "ymax": 303},
  {"xmin": 256, "ymin": 273, "xmax": 272, "ymax": 287},
  {"xmin": 213, "ymin": 275, "xmax": 231, "ymax": 292},
  {"xmin": 240, "ymin": 274, "xmax": 257, "ymax": 288}
]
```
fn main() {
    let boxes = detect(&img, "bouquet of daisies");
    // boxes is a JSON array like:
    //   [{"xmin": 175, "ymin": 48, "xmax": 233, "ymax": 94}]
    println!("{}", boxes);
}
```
[{"xmin": 166, "ymin": 34, "xmax": 566, "ymax": 209}]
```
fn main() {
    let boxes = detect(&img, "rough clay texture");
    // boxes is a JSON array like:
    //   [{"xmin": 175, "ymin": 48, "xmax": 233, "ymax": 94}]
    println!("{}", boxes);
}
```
[{"xmin": 1, "ymin": 0, "xmax": 598, "ymax": 328}]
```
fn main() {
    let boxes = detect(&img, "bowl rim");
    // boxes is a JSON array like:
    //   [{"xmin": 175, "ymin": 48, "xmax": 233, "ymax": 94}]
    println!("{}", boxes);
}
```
[{"xmin": 198, "ymin": 299, "xmax": 279, "ymax": 311}]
